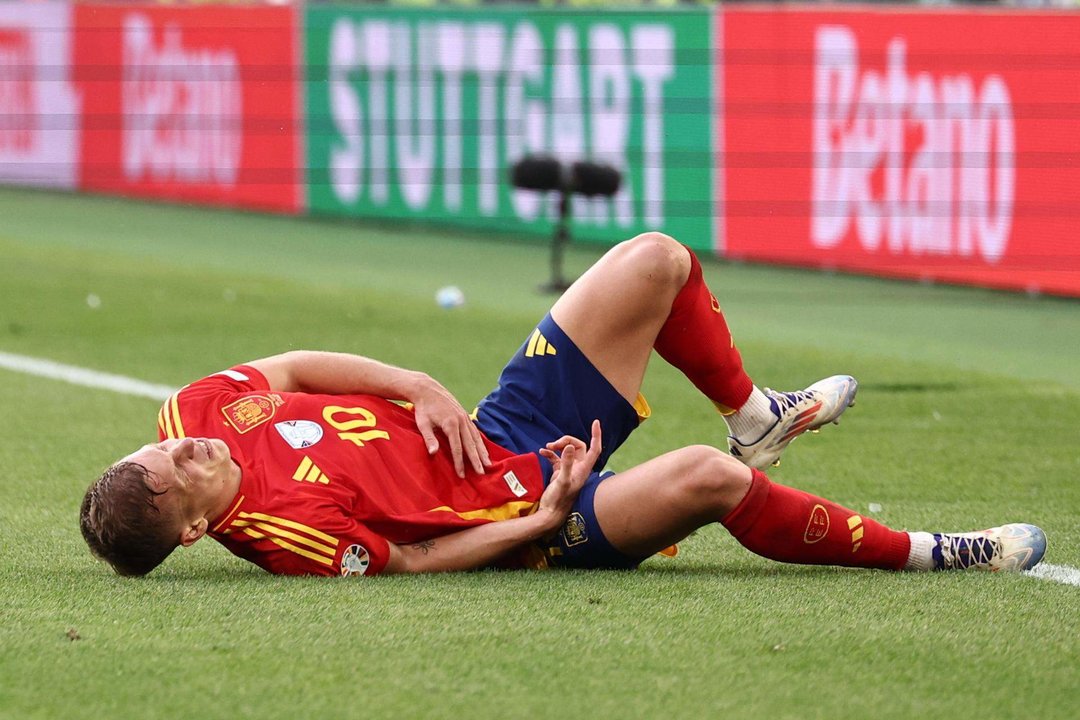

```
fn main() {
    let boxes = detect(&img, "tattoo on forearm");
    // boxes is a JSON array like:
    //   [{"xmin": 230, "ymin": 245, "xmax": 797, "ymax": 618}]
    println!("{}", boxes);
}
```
[{"xmin": 412, "ymin": 540, "xmax": 436, "ymax": 555}]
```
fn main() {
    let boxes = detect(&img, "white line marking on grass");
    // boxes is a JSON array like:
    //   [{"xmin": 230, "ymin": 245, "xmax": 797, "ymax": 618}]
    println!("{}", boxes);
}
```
[
  {"xmin": 0, "ymin": 351, "xmax": 174, "ymax": 402},
  {"xmin": 1024, "ymin": 563, "xmax": 1080, "ymax": 588}
]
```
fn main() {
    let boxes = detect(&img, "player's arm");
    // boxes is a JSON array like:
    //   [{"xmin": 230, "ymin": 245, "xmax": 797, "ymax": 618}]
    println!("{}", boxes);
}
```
[
  {"xmin": 384, "ymin": 421, "xmax": 602, "ymax": 574},
  {"xmin": 248, "ymin": 350, "xmax": 490, "ymax": 477}
]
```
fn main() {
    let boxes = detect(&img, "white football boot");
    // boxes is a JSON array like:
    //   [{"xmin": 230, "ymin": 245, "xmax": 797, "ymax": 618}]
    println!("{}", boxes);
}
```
[
  {"xmin": 930, "ymin": 523, "xmax": 1047, "ymax": 572},
  {"xmin": 727, "ymin": 375, "xmax": 859, "ymax": 470}
]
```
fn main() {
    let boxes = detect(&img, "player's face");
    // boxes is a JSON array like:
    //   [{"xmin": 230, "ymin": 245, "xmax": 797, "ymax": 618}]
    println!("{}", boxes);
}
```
[{"xmin": 122, "ymin": 438, "xmax": 234, "ymax": 516}]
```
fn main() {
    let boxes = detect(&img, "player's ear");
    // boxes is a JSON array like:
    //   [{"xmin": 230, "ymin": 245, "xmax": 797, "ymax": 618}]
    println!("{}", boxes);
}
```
[{"xmin": 179, "ymin": 518, "xmax": 209, "ymax": 547}]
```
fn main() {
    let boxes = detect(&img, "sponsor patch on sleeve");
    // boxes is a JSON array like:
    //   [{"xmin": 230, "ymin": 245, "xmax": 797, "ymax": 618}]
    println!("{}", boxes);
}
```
[
  {"xmin": 340, "ymin": 544, "xmax": 371, "ymax": 577},
  {"xmin": 503, "ymin": 471, "xmax": 528, "ymax": 498}
]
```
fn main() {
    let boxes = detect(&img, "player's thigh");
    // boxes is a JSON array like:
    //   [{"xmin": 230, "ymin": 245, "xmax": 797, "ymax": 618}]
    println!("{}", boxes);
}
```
[
  {"xmin": 592, "ymin": 446, "xmax": 752, "ymax": 558},
  {"xmin": 550, "ymin": 232, "xmax": 689, "ymax": 403}
]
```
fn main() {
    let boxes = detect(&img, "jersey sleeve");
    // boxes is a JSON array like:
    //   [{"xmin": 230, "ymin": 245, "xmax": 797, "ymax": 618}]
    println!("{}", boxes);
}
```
[
  {"xmin": 234, "ymin": 511, "xmax": 392, "ymax": 578},
  {"xmin": 157, "ymin": 364, "xmax": 270, "ymax": 441}
]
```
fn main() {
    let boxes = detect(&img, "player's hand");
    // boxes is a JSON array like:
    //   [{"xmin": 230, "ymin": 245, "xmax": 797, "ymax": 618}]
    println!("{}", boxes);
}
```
[
  {"xmin": 411, "ymin": 374, "xmax": 491, "ymax": 478},
  {"xmin": 536, "ymin": 420, "xmax": 602, "ymax": 534}
]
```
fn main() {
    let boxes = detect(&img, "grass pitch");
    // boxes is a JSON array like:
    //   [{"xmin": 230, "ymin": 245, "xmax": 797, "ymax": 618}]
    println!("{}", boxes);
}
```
[{"xmin": 0, "ymin": 187, "xmax": 1077, "ymax": 720}]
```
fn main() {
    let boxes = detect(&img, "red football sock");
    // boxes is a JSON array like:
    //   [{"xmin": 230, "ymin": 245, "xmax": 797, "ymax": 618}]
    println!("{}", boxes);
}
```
[
  {"xmin": 721, "ymin": 470, "xmax": 910, "ymax": 570},
  {"xmin": 654, "ymin": 247, "xmax": 754, "ymax": 413}
]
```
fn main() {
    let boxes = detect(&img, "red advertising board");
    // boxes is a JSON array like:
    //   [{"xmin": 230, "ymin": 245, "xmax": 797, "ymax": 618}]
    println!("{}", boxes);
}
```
[
  {"xmin": 719, "ymin": 8, "xmax": 1080, "ymax": 296},
  {"xmin": 0, "ymin": 2, "xmax": 81, "ymax": 190},
  {"xmin": 74, "ymin": 4, "xmax": 300, "ymax": 213}
]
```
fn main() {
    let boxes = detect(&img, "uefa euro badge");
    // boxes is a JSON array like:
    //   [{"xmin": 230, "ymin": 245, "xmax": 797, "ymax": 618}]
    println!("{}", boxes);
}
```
[
  {"xmin": 275, "ymin": 420, "xmax": 324, "ymax": 449},
  {"xmin": 561, "ymin": 512, "xmax": 588, "ymax": 547},
  {"xmin": 340, "ymin": 544, "xmax": 370, "ymax": 577}
]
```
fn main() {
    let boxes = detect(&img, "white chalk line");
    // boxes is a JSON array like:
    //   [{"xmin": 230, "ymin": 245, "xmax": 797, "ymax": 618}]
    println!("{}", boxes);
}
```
[
  {"xmin": 0, "ymin": 350, "xmax": 174, "ymax": 402},
  {"xmin": 1024, "ymin": 563, "xmax": 1080, "ymax": 588},
  {"xmin": 1, "ymin": 349, "xmax": 1077, "ymax": 588}
]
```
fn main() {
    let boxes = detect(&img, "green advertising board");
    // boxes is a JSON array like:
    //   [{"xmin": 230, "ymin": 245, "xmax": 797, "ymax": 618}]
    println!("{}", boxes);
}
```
[{"xmin": 305, "ymin": 6, "xmax": 714, "ymax": 249}]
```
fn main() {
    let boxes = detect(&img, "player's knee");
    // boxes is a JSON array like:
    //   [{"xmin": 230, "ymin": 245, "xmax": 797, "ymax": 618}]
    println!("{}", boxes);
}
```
[
  {"xmin": 675, "ymin": 445, "xmax": 752, "ymax": 514},
  {"xmin": 619, "ymin": 232, "xmax": 690, "ymax": 289}
]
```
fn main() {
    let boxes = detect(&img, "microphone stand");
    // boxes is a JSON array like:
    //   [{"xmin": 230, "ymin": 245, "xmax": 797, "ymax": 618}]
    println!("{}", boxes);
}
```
[
  {"xmin": 509, "ymin": 155, "xmax": 620, "ymax": 295},
  {"xmin": 541, "ymin": 191, "xmax": 573, "ymax": 294}
]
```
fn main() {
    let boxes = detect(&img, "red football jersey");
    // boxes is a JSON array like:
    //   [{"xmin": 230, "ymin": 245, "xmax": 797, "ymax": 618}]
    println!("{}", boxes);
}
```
[{"xmin": 156, "ymin": 365, "xmax": 546, "ymax": 577}]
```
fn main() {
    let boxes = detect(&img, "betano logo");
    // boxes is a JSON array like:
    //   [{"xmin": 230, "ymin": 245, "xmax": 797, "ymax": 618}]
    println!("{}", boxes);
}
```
[
  {"xmin": 122, "ymin": 13, "xmax": 242, "ymax": 186},
  {"xmin": 812, "ymin": 25, "xmax": 1015, "ymax": 264},
  {"xmin": 0, "ymin": 30, "xmax": 33, "ymax": 152}
]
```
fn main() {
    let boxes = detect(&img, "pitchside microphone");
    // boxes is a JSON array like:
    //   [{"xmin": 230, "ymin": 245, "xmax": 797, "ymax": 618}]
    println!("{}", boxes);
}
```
[
  {"xmin": 511, "ymin": 155, "xmax": 622, "ymax": 197},
  {"xmin": 509, "ymin": 154, "xmax": 623, "ymax": 292}
]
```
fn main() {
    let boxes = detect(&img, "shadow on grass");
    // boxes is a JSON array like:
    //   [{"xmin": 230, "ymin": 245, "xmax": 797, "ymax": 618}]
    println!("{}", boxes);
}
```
[
  {"xmin": 105, "ymin": 562, "xmax": 874, "ymax": 585},
  {"xmin": 858, "ymin": 381, "xmax": 963, "ymax": 393}
]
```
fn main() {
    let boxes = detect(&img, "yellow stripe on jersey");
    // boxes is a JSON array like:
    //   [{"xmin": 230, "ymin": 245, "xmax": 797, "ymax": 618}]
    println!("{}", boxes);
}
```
[
  {"xmin": 232, "ymin": 519, "xmax": 337, "ymax": 557},
  {"xmin": 160, "ymin": 400, "xmax": 175, "ymax": 439},
  {"xmin": 169, "ymin": 392, "xmax": 186, "ymax": 439},
  {"xmin": 211, "ymin": 494, "xmax": 246, "ymax": 533},
  {"xmin": 240, "ymin": 527, "xmax": 334, "ymax": 567},
  {"xmin": 292, "ymin": 456, "xmax": 313, "ymax": 481},
  {"xmin": 237, "ymin": 511, "xmax": 339, "ymax": 547},
  {"xmin": 157, "ymin": 407, "xmax": 167, "ymax": 437},
  {"xmin": 429, "ymin": 500, "xmax": 538, "ymax": 523}
]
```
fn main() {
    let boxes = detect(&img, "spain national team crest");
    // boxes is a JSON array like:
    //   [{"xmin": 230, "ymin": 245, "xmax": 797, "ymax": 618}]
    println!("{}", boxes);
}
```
[
  {"xmin": 561, "ymin": 512, "xmax": 589, "ymax": 547},
  {"xmin": 340, "ymin": 544, "xmax": 371, "ymax": 577},
  {"xmin": 803, "ymin": 504, "xmax": 830, "ymax": 544},
  {"xmin": 221, "ymin": 395, "xmax": 277, "ymax": 434},
  {"xmin": 275, "ymin": 420, "xmax": 324, "ymax": 449}
]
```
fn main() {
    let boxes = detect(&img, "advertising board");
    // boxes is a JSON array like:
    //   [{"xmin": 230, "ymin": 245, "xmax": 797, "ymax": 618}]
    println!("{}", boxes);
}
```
[
  {"xmin": 720, "ymin": 9, "xmax": 1080, "ymax": 296},
  {"xmin": 306, "ymin": 7, "xmax": 714, "ymax": 247},
  {"xmin": 74, "ymin": 4, "xmax": 301, "ymax": 213},
  {"xmin": 0, "ymin": 2, "xmax": 80, "ymax": 190}
]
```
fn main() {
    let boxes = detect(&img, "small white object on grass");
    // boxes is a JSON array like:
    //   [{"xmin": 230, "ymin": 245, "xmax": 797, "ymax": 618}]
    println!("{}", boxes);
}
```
[
  {"xmin": 868, "ymin": 503, "xmax": 883, "ymax": 513},
  {"xmin": 435, "ymin": 285, "xmax": 465, "ymax": 310},
  {"xmin": 86, "ymin": 293, "xmax": 101, "ymax": 309}
]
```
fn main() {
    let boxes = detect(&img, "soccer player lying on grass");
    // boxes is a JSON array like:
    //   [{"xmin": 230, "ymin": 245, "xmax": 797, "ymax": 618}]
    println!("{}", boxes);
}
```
[{"xmin": 80, "ymin": 233, "xmax": 1046, "ymax": 578}]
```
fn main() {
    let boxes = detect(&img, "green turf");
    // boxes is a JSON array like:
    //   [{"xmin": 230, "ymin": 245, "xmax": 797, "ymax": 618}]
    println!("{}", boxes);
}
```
[{"xmin": 0, "ymin": 187, "xmax": 1077, "ymax": 720}]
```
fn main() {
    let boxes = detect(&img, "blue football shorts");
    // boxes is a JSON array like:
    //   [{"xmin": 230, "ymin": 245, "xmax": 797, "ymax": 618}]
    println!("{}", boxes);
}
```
[{"xmin": 474, "ymin": 313, "xmax": 650, "ymax": 570}]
